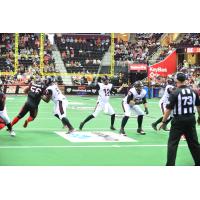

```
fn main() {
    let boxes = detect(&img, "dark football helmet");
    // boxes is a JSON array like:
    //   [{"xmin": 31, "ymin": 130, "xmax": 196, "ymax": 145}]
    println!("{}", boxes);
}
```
[
  {"xmin": 167, "ymin": 78, "xmax": 174, "ymax": 85},
  {"xmin": 35, "ymin": 75, "xmax": 42, "ymax": 83},
  {"xmin": 44, "ymin": 76, "xmax": 55, "ymax": 86},
  {"xmin": 102, "ymin": 75, "xmax": 110, "ymax": 84}
]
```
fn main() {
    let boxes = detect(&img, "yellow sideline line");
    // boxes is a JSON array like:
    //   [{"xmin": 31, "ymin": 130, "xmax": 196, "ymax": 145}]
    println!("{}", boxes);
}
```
[
  {"xmin": 40, "ymin": 33, "xmax": 44, "ymax": 76},
  {"xmin": 14, "ymin": 33, "xmax": 19, "ymax": 73},
  {"xmin": 110, "ymin": 33, "xmax": 115, "ymax": 76}
]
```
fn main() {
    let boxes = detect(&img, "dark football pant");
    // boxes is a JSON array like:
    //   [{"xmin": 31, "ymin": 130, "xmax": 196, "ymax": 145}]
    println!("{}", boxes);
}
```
[
  {"xmin": 18, "ymin": 103, "xmax": 38, "ymax": 119},
  {"xmin": 166, "ymin": 115, "xmax": 200, "ymax": 166}
]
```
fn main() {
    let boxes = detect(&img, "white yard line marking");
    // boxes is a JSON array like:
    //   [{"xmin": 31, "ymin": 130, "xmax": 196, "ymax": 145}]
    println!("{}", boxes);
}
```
[
  {"xmin": 0, "ymin": 144, "xmax": 188, "ymax": 149},
  {"xmin": 6, "ymin": 127, "xmax": 168, "ymax": 131}
]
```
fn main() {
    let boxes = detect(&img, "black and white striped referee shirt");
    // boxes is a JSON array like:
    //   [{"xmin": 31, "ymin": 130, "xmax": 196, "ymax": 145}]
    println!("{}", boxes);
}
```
[{"xmin": 166, "ymin": 85, "xmax": 200, "ymax": 116}]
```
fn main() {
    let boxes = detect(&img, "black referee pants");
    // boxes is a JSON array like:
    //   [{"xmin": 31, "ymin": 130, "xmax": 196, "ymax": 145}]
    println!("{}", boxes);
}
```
[{"xmin": 166, "ymin": 115, "xmax": 200, "ymax": 166}]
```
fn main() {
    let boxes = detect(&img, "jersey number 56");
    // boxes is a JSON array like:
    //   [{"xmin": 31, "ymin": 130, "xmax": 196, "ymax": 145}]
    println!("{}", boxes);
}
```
[{"xmin": 31, "ymin": 86, "xmax": 42, "ymax": 94}]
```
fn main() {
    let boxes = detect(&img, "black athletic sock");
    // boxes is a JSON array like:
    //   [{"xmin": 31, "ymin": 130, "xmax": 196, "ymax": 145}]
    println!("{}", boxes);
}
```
[
  {"xmin": 154, "ymin": 116, "xmax": 163, "ymax": 125},
  {"xmin": 62, "ymin": 117, "xmax": 73, "ymax": 130},
  {"xmin": 111, "ymin": 114, "xmax": 115, "ymax": 127},
  {"xmin": 82, "ymin": 114, "xmax": 94, "ymax": 125},
  {"xmin": 137, "ymin": 115, "xmax": 143, "ymax": 129},
  {"xmin": 7, "ymin": 123, "xmax": 12, "ymax": 131},
  {"xmin": 166, "ymin": 117, "xmax": 172, "ymax": 125},
  {"xmin": 121, "ymin": 116, "xmax": 129, "ymax": 129},
  {"xmin": 54, "ymin": 114, "xmax": 60, "ymax": 119}
]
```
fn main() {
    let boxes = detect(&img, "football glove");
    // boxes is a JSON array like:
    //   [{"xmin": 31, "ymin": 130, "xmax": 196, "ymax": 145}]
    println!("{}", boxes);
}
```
[
  {"xmin": 197, "ymin": 116, "xmax": 200, "ymax": 125},
  {"xmin": 144, "ymin": 108, "xmax": 149, "ymax": 115}
]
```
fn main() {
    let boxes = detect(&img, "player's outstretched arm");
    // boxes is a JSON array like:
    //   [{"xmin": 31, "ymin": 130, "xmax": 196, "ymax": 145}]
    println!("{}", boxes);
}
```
[
  {"xmin": 158, "ymin": 109, "xmax": 171, "ymax": 130},
  {"xmin": 41, "ymin": 95, "xmax": 50, "ymax": 103},
  {"xmin": 41, "ymin": 89, "xmax": 52, "ymax": 103},
  {"xmin": 23, "ymin": 86, "xmax": 30, "ymax": 94},
  {"xmin": 117, "ymin": 83, "xmax": 128, "ymax": 93}
]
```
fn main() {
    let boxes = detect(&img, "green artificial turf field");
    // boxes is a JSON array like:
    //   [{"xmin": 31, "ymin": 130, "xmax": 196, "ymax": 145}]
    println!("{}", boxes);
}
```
[{"xmin": 0, "ymin": 95, "xmax": 197, "ymax": 166}]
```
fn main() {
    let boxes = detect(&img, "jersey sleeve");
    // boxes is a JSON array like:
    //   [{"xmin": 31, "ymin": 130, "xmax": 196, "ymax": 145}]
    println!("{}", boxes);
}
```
[
  {"xmin": 167, "ymin": 86, "xmax": 174, "ymax": 94},
  {"xmin": 166, "ymin": 91, "xmax": 177, "ymax": 109},
  {"xmin": 127, "ymin": 90, "xmax": 134, "ymax": 104},
  {"xmin": 195, "ymin": 91, "xmax": 200, "ymax": 106},
  {"xmin": 45, "ymin": 89, "xmax": 53, "ymax": 96},
  {"xmin": 96, "ymin": 83, "xmax": 100, "ymax": 91},
  {"xmin": 110, "ymin": 85, "xmax": 117, "ymax": 94}
]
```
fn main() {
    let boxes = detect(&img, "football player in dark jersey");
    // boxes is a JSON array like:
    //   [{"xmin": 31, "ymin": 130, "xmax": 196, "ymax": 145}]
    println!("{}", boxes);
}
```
[
  {"xmin": 11, "ymin": 77, "xmax": 46, "ymax": 128},
  {"xmin": 0, "ymin": 91, "xmax": 16, "ymax": 136}
]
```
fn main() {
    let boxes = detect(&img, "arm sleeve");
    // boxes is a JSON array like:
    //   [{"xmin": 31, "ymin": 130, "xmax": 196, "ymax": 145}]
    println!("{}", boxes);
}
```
[
  {"xmin": 96, "ymin": 83, "xmax": 100, "ymax": 91},
  {"xmin": 167, "ymin": 87, "xmax": 173, "ymax": 94}
]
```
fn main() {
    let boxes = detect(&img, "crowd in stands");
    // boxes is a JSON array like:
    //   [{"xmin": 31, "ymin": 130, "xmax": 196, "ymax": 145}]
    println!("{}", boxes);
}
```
[
  {"xmin": 2, "ymin": 33, "xmax": 200, "ymax": 89},
  {"xmin": 114, "ymin": 33, "xmax": 162, "ymax": 65},
  {"xmin": 55, "ymin": 34, "xmax": 110, "ymax": 73},
  {"xmin": 171, "ymin": 33, "xmax": 200, "ymax": 48},
  {"xmin": 18, "ymin": 33, "xmax": 56, "ymax": 75},
  {"xmin": 0, "ymin": 33, "xmax": 15, "ymax": 72}
]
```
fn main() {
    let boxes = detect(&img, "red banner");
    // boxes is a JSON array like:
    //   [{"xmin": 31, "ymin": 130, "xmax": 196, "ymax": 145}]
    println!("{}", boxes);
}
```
[
  {"xmin": 129, "ymin": 64, "xmax": 147, "ymax": 71},
  {"xmin": 148, "ymin": 50, "xmax": 177, "ymax": 78}
]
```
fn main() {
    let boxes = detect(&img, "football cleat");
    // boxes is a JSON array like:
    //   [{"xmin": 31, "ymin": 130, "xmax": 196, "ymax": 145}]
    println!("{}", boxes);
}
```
[
  {"xmin": 9, "ymin": 130, "xmax": 16, "ymax": 137},
  {"xmin": 110, "ymin": 126, "xmax": 116, "ymax": 130},
  {"xmin": 79, "ymin": 122, "xmax": 84, "ymax": 130},
  {"xmin": 151, "ymin": 122, "xmax": 157, "ymax": 131},
  {"xmin": 119, "ymin": 129, "xmax": 127, "ymax": 136},
  {"xmin": 23, "ymin": 120, "xmax": 28, "ymax": 128},
  {"xmin": 67, "ymin": 129, "xmax": 75, "ymax": 134},
  {"xmin": 137, "ymin": 128, "xmax": 146, "ymax": 135}
]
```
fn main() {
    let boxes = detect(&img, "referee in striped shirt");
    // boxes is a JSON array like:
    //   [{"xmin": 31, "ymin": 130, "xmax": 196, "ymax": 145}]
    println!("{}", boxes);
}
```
[{"xmin": 159, "ymin": 72, "xmax": 200, "ymax": 166}]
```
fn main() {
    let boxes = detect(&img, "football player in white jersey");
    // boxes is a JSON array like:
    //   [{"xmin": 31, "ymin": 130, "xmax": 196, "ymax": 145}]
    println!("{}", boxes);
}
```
[
  {"xmin": 119, "ymin": 81, "xmax": 149, "ymax": 136},
  {"xmin": 151, "ymin": 78, "xmax": 175, "ymax": 131},
  {"xmin": 42, "ymin": 77, "xmax": 74, "ymax": 134},
  {"xmin": 79, "ymin": 76, "xmax": 119, "ymax": 131}
]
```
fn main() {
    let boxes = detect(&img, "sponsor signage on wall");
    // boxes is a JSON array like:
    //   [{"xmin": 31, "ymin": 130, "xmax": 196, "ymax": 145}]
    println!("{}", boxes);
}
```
[{"xmin": 129, "ymin": 64, "xmax": 147, "ymax": 71}]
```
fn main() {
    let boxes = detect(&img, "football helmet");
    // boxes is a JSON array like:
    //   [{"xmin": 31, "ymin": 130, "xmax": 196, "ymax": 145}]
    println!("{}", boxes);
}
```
[
  {"xmin": 167, "ymin": 78, "xmax": 174, "ymax": 85},
  {"xmin": 134, "ymin": 81, "xmax": 143, "ymax": 93},
  {"xmin": 44, "ymin": 76, "xmax": 55, "ymax": 86},
  {"xmin": 102, "ymin": 75, "xmax": 110, "ymax": 84}
]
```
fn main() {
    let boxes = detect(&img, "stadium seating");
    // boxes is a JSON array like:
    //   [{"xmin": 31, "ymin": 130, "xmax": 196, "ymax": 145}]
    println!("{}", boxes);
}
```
[
  {"xmin": 18, "ymin": 33, "xmax": 55, "ymax": 74},
  {"xmin": 172, "ymin": 33, "xmax": 200, "ymax": 48},
  {"xmin": 115, "ymin": 33, "xmax": 162, "ymax": 64},
  {"xmin": 0, "ymin": 33, "xmax": 15, "ymax": 72},
  {"xmin": 55, "ymin": 34, "xmax": 110, "ymax": 74}
]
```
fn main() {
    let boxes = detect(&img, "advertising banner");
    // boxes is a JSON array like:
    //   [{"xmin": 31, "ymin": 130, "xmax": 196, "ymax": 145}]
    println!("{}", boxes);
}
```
[
  {"xmin": 129, "ymin": 64, "xmax": 147, "ymax": 71},
  {"xmin": 148, "ymin": 50, "xmax": 177, "ymax": 78}
]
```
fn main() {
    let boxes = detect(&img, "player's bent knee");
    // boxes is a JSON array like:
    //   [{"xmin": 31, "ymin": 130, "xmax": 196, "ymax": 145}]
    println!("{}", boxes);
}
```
[
  {"xmin": 125, "ymin": 112, "xmax": 131, "ymax": 117},
  {"xmin": 91, "ymin": 113, "xmax": 97, "ymax": 118},
  {"xmin": 17, "ymin": 115, "xmax": 22, "ymax": 119}
]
